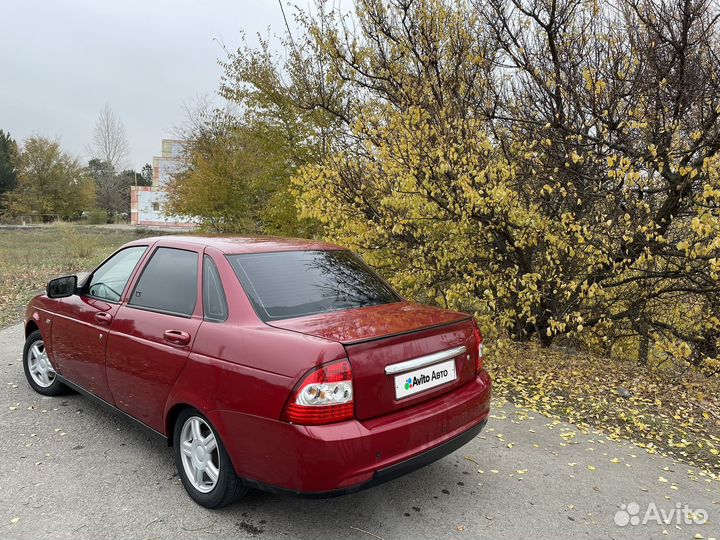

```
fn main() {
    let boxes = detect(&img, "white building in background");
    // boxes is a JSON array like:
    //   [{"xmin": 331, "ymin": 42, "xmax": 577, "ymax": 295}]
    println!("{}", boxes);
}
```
[{"xmin": 130, "ymin": 139, "xmax": 195, "ymax": 228}]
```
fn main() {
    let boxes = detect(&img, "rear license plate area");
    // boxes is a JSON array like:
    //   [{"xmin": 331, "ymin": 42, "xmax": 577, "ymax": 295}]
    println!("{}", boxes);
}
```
[{"xmin": 394, "ymin": 359, "xmax": 457, "ymax": 399}]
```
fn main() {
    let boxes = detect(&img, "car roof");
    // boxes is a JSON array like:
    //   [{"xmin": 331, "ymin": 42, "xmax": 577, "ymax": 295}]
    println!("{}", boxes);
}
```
[{"xmin": 127, "ymin": 235, "xmax": 346, "ymax": 254}]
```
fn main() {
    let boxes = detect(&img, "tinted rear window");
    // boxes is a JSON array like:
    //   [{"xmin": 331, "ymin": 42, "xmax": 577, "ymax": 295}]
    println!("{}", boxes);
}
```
[{"xmin": 227, "ymin": 250, "xmax": 401, "ymax": 321}]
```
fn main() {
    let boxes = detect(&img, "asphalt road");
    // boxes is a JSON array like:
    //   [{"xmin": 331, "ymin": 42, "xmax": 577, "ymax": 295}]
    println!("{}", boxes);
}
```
[{"xmin": 1, "ymin": 323, "xmax": 717, "ymax": 540}]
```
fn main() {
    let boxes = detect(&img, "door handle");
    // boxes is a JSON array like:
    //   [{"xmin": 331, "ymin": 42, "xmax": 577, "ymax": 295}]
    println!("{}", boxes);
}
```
[
  {"xmin": 94, "ymin": 312, "xmax": 113, "ymax": 325},
  {"xmin": 163, "ymin": 330, "xmax": 191, "ymax": 346}
]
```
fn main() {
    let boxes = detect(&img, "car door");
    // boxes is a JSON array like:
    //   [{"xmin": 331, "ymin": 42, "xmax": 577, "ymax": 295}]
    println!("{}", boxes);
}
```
[
  {"xmin": 105, "ymin": 245, "xmax": 202, "ymax": 432},
  {"xmin": 51, "ymin": 245, "xmax": 148, "ymax": 402}
]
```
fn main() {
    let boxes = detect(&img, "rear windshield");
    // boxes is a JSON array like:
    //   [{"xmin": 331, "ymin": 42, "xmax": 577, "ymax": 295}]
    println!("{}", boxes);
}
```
[{"xmin": 227, "ymin": 250, "xmax": 401, "ymax": 321}]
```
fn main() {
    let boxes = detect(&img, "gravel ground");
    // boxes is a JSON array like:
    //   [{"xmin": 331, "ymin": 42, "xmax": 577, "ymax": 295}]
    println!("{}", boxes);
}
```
[{"xmin": 0, "ymin": 323, "xmax": 717, "ymax": 540}]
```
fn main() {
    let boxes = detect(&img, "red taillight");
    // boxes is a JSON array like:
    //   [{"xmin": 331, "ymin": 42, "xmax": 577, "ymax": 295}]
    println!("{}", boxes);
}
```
[
  {"xmin": 282, "ymin": 359, "xmax": 354, "ymax": 425},
  {"xmin": 472, "ymin": 320, "xmax": 485, "ymax": 374}
]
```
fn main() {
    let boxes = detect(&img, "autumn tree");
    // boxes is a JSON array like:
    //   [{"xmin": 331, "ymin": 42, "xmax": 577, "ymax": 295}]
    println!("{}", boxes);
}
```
[
  {"xmin": 2, "ymin": 136, "xmax": 95, "ymax": 220},
  {"xmin": 216, "ymin": 0, "xmax": 720, "ymax": 373},
  {"xmin": 89, "ymin": 104, "xmax": 130, "ymax": 170},
  {"xmin": 86, "ymin": 159, "xmax": 148, "ymax": 221},
  {"xmin": 480, "ymin": 0, "xmax": 720, "ymax": 368},
  {"xmin": 165, "ymin": 114, "xmax": 274, "ymax": 232},
  {"xmin": 87, "ymin": 104, "xmax": 132, "ymax": 220}
]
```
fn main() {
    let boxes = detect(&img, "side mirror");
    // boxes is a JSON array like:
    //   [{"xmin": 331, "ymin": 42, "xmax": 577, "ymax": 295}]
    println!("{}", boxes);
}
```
[{"xmin": 47, "ymin": 275, "xmax": 78, "ymax": 299}]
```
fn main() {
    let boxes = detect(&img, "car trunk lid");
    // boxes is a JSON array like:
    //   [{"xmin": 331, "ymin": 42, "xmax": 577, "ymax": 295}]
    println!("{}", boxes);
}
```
[{"xmin": 267, "ymin": 302, "xmax": 477, "ymax": 420}]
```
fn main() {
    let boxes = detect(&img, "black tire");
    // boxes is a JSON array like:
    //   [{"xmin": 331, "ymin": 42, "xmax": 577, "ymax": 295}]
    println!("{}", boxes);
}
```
[
  {"xmin": 23, "ymin": 330, "xmax": 66, "ymax": 396},
  {"xmin": 173, "ymin": 408, "xmax": 247, "ymax": 508}
]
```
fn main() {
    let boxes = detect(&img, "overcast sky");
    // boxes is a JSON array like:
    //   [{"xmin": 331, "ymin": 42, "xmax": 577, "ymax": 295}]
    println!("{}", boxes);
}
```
[{"xmin": 0, "ymin": 0, "xmax": 286, "ymax": 170}]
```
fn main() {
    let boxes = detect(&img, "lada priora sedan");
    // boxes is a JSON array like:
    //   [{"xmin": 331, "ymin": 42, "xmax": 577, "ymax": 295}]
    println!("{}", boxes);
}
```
[{"xmin": 23, "ymin": 236, "xmax": 491, "ymax": 507}]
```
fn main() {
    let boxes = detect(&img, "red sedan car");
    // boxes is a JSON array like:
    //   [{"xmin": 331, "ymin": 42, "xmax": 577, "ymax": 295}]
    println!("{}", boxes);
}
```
[{"xmin": 23, "ymin": 236, "xmax": 491, "ymax": 507}]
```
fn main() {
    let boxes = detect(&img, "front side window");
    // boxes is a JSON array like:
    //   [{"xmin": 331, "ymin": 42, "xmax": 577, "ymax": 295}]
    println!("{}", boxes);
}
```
[
  {"xmin": 87, "ymin": 246, "xmax": 147, "ymax": 303},
  {"xmin": 203, "ymin": 255, "xmax": 228, "ymax": 322},
  {"xmin": 227, "ymin": 250, "xmax": 401, "ymax": 321},
  {"xmin": 129, "ymin": 247, "xmax": 198, "ymax": 317}
]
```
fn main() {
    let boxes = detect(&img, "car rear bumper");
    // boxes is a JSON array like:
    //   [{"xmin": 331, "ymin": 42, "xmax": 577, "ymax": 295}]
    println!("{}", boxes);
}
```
[
  {"xmin": 243, "ymin": 418, "xmax": 487, "ymax": 497},
  {"xmin": 213, "ymin": 370, "xmax": 491, "ymax": 495}
]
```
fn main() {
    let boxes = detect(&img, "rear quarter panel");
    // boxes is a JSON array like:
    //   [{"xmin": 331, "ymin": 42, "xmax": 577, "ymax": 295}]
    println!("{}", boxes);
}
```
[{"xmin": 164, "ymin": 321, "xmax": 347, "ymax": 434}]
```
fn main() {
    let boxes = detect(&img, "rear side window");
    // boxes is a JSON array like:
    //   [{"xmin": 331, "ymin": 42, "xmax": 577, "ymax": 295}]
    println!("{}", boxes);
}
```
[
  {"xmin": 227, "ymin": 250, "xmax": 401, "ymax": 321},
  {"xmin": 203, "ymin": 255, "xmax": 228, "ymax": 322},
  {"xmin": 129, "ymin": 247, "xmax": 198, "ymax": 317}
]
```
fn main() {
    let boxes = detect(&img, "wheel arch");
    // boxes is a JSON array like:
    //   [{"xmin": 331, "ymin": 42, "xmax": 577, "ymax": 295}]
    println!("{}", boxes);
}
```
[
  {"xmin": 163, "ymin": 400, "xmax": 241, "ymax": 477},
  {"xmin": 165, "ymin": 402, "xmax": 192, "ymax": 446},
  {"xmin": 25, "ymin": 320, "xmax": 39, "ymax": 338},
  {"xmin": 163, "ymin": 354, "xmax": 224, "ymax": 447},
  {"xmin": 164, "ymin": 401, "xmax": 224, "ymax": 446}
]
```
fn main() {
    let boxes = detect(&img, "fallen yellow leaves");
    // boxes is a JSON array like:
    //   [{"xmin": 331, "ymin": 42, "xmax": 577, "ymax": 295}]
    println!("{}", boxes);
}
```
[{"xmin": 490, "ymin": 341, "xmax": 720, "ymax": 477}]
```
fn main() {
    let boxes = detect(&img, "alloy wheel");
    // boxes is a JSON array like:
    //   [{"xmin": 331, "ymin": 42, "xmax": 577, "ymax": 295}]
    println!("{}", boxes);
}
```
[
  {"xmin": 27, "ymin": 339, "xmax": 55, "ymax": 388},
  {"xmin": 179, "ymin": 416, "xmax": 220, "ymax": 493}
]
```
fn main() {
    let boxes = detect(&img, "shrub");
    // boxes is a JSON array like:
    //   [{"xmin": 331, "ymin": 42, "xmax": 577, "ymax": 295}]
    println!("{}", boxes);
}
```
[{"xmin": 85, "ymin": 208, "xmax": 108, "ymax": 225}]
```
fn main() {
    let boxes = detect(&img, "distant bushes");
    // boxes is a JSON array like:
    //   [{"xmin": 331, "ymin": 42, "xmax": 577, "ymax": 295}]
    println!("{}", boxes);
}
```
[{"xmin": 84, "ymin": 208, "xmax": 108, "ymax": 225}]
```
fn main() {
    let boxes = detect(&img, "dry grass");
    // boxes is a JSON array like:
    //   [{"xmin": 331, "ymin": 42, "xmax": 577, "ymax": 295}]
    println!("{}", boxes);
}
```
[{"xmin": 0, "ymin": 224, "xmax": 164, "ymax": 327}]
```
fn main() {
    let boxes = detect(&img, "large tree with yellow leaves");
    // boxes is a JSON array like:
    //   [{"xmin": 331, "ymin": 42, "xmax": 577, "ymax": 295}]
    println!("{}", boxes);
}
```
[{"xmin": 219, "ymin": 0, "xmax": 720, "ymax": 373}]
